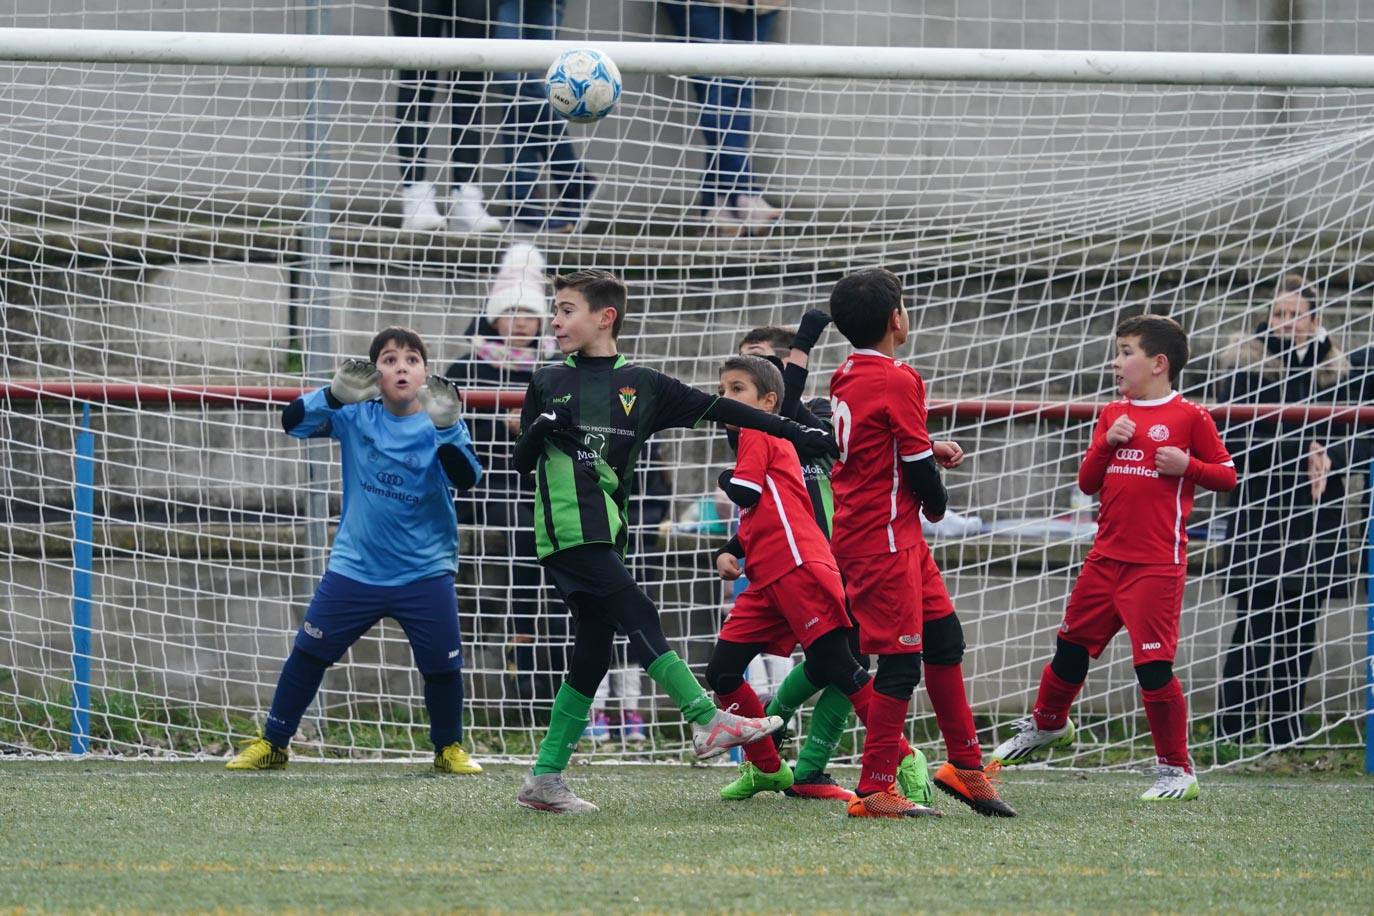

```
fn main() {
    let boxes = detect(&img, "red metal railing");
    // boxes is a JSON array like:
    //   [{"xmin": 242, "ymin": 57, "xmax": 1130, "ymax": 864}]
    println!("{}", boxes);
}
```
[{"xmin": 2, "ymin": 381, "xmax": 1373, "ymax": 423}]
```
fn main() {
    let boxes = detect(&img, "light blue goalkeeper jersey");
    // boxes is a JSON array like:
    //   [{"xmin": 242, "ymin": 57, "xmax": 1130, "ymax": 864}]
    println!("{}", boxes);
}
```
[{"xmin": 286, "ymin": 387, "xmax": 483, "ymax": 587}]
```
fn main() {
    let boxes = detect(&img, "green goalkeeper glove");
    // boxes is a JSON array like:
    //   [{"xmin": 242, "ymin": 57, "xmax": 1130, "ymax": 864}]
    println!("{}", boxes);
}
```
[
  {"xmin": 417, "ymin": 375, "xmax": 463, "ymax": 429},
  {"xmin": 330, "ymin": 359, "xmax": 381, "ymax": 405}
]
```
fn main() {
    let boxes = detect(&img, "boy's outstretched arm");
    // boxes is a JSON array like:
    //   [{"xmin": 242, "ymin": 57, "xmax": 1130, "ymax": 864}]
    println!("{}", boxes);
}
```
[
  {"xmin": 419, "ymin": 377, "xmax": 483, "ymax": 491},
  {"xmin": 281, "ymin": 359, "xmax": 380, "ymax": 438},
  {"xmin": 699, "ymin": 397, "xmax": 838, "ymax": 461},
  {"xmin": 780, "ymin": 309, "xmax": 832, "ymax": 419}
]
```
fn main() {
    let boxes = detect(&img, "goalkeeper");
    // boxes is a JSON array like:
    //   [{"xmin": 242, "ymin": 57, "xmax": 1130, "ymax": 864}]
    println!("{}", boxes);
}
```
[{"xmin": 227, "ymin": 327, "xmax": 485, "ymax": 774}]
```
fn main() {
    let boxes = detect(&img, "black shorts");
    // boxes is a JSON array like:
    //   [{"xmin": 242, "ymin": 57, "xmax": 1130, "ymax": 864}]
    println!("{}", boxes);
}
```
[{"xmin": 541, "ymin": 543, "xmax": 638, "ymax": 615}]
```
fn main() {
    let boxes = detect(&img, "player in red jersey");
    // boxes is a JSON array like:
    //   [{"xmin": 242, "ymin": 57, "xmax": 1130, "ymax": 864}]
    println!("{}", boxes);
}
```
[
  {"xmin": 704, "ymin": 355, "xmax": 939, "ymax": 817},
  {"xmin": 991, "ymin": 315, "xmax": 1237, "ymax": 801},
  {"xmin": 827, "ymin": 268, "xmax": 1016, "ymax": 818}
]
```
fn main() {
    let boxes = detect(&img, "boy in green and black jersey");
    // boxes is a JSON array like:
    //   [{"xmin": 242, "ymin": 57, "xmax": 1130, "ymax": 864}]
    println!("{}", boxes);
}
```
[{"xmin": 512, "ymin": 270, "xmax": 838, "ymax": 814}]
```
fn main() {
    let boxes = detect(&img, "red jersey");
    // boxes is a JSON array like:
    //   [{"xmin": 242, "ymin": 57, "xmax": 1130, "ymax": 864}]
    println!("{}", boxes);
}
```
[
  {"xmin": 1079, "ymin": 392, "xmax": 1236, "ymax": 566},
  {"xmin": 729, "ymin": 428, "xmax": 837, "ymax": 588},
  {"xmin": 827, "ymin": 350, "xmax": 933, "ymax": 559}
]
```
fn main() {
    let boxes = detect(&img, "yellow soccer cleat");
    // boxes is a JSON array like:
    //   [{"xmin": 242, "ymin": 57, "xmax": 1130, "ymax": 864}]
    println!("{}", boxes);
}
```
[
  {"xmin": 225, "ymin": 736, "xmax": 288, "ymax": 771},
  {"xmin": 434, "ymin": 743, "xmax": 483, "ymax": 775}
]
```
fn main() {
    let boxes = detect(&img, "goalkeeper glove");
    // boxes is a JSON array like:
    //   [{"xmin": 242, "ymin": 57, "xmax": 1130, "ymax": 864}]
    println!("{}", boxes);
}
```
[
  {"xmin": 330, "ymin": 359, "xmax": 381, "ymax": 405},
  {"xmin": 417, "ymin": 375, "xmax": 463, "ymax": 429},
  {"xmin": 790, "ymin": 309, "xmax": 833, "ymax": 354}
]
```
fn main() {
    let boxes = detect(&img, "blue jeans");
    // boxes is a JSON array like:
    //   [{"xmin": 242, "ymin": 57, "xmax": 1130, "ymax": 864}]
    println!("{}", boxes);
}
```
[
  {"xmin": 494, "ymin": 0, "xmax": 591, "ymax": 225},
  {"xmin": 662, "ymin": 1, "xmax": 778, "ymax": 208}
]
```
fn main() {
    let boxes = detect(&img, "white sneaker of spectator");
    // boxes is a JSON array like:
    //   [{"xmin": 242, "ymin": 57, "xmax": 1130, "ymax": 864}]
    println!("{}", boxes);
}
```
[
  {"xmin": 733, "ymin": 194, "xmax": 782, "ymax": 234},
  {"xmin": 399, "ymin": 180, "xmax": 447, "ymax": 232},
  {"xmin": 448, "ymin": 183, "xmax": 502, "ymax": 233},
  {"xmin": 705, "ymin": 203, "xmax": 745, "ymax": 238}
]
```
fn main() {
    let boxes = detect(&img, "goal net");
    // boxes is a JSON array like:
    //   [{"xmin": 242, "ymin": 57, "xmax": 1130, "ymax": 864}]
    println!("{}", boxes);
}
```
[{"xmin": 1, "ymin": 8, "xmax": 1370, "ymax": 771}]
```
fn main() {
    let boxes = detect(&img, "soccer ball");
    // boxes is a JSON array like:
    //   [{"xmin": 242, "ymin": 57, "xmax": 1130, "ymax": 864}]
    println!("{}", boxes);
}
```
[{"xmin": 544, "ymin": 48, "xmax": 622, "ymax": 123}]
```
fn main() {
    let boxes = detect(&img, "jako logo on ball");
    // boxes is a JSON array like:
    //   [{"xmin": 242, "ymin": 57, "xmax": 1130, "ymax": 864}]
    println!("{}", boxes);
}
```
[{"xmin": 545, "ymin": 48, "xmax": 622, "ymax": 123}]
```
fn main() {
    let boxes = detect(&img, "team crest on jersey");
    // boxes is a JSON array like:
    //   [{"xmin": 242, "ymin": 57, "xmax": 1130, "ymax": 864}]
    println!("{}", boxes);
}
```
[
  {"xmin": 618, "ymin": 386, "xmax": 637, "ymax": 416},
  {"xmin": 1148, "ymin": 424, "xmax": 1170, "ymax": 442}
]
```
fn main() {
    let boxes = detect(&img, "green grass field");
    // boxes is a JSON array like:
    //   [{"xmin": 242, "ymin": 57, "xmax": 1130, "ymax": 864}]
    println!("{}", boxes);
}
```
[{"xmin": 1, "ymin": 760, "xmax": 1371, "ymax": 913}]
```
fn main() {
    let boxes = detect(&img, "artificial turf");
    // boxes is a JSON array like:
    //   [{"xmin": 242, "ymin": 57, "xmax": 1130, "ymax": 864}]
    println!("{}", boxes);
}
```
[{"xmin": 1, "ymin": 760, "xmax": 1370, "ymax": 912}]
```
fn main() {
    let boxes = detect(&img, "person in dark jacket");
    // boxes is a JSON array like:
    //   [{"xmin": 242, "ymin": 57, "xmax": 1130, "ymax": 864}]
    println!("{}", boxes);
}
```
[
  {"xmin": 1213, "ymin": 273, "xmax": 1352, "ymax": 746},
  {"xmin": 447, "ymin": 243, "xmax": 563, "ymax": 702}
]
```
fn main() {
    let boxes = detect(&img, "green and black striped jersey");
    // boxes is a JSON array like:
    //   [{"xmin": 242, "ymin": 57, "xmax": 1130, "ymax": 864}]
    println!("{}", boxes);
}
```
[
  {"xmin": 798, "ymin": 396, "xmax": 835, "ymax": 539},
  {"xmin": 520, "ymin": 353, "xmax": 716, "ymax": 560}
]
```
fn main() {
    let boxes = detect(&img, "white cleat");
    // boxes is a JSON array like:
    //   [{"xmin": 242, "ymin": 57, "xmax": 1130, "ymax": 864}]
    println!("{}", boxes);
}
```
[
  {"xmin": 516, "ymin": 772, "xmax": 599, "ymax": 814},
  {"xmin": 399, "ymin": 180, "xmax": 447, "ymax": 232},
  {"xmin": 691, "ymin": 707, "xmax": 784, "ymax": 760},
  {"xmin": 1140, "ymin": 764, "xmax": 1199, "ymax": 801},
  {"xmin": 448, "ymin": 183, "xmax": 502, "ymax": 232},
  {"xmin": 989, "ymin": 716, "xmax": 1076, "ymax": 766}
]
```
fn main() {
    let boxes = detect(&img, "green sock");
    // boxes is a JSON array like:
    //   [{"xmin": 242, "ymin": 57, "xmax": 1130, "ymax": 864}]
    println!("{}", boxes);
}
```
[
  {"xmin": 766, "ymin": 663, "xmax": 824, "ymax": 721},
  {"xmin": 794, "ymin": 686, "xmax": 855, "ymax": 779},
  {"xmin": 645, "ymin": 651, "xmax": 717, "ymax": 725},
  {"xmin": 532, "ymin": 683, "xmax": 594, "ymax": 776}
]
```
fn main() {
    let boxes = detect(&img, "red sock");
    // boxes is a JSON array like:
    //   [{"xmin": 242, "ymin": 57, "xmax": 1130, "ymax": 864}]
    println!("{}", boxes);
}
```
[
  {"xmin": 847, "ymin": 679, "xmax": 914, "ymax": 759},
  {"xmin": 1141, "ymin": 678, "xmax": 1191, "ymax": 771},
  {"xmin": 1033, "ymin": 663, "xmax": 1084, "ymax": 731},
  {"xmin": 856, "ymin": 688, "xmax": 909, "ymax": 795},
  {"xmin": 924, "ymin": 662, "xmax": 982, "ymax": 768},
  {"xmin": 716, "ymin": 684, "xmax": 781, "ymax": 773}
]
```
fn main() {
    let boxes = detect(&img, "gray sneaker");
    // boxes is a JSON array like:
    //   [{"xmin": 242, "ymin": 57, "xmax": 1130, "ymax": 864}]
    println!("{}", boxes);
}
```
[
  {"xmin": 692, "ymin": 707, "xmax": 784, "ymax": 760},
  {"xmin": 515, "ymin": 772, "xmax": 599, "ymax": 814}
]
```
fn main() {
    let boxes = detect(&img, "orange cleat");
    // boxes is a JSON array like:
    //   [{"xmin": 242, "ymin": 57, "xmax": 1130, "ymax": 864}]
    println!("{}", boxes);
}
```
[
  {"xmin": 933, "ymin": 761, "xmax": 1017, "ymax": 818},
  {"xmin": 846, "ymin": 784, "xmax": 941, "ymax": 819}
]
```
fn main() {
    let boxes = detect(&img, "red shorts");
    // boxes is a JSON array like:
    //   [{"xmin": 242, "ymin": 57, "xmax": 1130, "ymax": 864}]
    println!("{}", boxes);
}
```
[
  {"xmin": 720, "ymin": 562, "xmax": 851, "ymax": 658},
  {"xmin": 1060, "ymin": 554, "xmax": 1186, "ymax": 665},
  {"xmin": 838, "ymin": 540, "xmax": 955, "ymax": 655}
]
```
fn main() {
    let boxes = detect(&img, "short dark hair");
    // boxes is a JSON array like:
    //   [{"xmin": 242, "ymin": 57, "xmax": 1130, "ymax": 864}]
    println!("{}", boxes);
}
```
[
  {"xmin": 1275, "ymin": 272, "xmax": 1319, "ymax": 312},
  {"xmin": 1115, "ymin": 314, "xmax": 1188, "ymax": 383},
  {"xmin": 829, "ymin": 267, "xmax": 903, "ymax": 348},
  {"xmin": 720, "ymin": 355, "xmax": 784, "ymax": 413},
  {"xmin": 737, "ymin": 325, "xmax": 793, "ymax": 356},
  {"xmin": 369, "ymin": 326, "xmax": 428, "ymax": 364},
  {"xmin": 554, "ymin": 269, "xmax": 627, "ymax": 338}
]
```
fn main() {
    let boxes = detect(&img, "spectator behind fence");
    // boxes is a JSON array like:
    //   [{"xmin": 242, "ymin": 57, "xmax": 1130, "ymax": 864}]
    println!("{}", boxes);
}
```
[
  {"xmin": 662, "ymin": 0, "xmax": 785, "ymax": 237},
  {"xmin": 1213, "ymin": 273, "xmax": 1352, "ymax": 747},
  {"xmin": 493, "ymin": 0, "xmax": 597, "ymax": 232},
  {"xmin": 446, "ymin": 243, "xmax": 564, "ymax": 702},
  {"xmin": 390, "ymin": 0, "xmax": 502, "ymax": 233}
]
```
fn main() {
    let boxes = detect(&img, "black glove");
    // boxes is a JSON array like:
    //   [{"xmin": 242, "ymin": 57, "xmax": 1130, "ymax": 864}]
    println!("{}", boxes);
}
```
[
  {"xmin": 781, "ymin": 419, "xmax": 840, "ymax": 461},
  {"xmin": 525, "ymin": 402, "xmax": 572, "ymax": 441},
  {"xmin": 512, "ymin": 402, "xmax": 573, "ymax": 474},
  {"xmin": 790, "ymin": 309, "xmax": 833, "ymax": 354}
]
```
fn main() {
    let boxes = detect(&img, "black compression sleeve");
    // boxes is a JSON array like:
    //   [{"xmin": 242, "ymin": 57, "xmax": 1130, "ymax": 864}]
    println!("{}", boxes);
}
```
[
  {"xmin": 714, "ymin": 534, "xmax": 744, "ymax": 562},
  {"xmin": 437, "ymin": 443, "xmax": 479, "ymax": 490},
  {"xmin": 903, "ymin": 456, "xmax": 948, "ymax": 519},
  {"xmin": 781, "ymin": 362, "xmax": 810, "ymax": 421},
  {"xmin": 512, "ymin": 424, "xmax": 547, "ymax": 474},
  {"xmin": 700, "ymin": 397, "xmax": 789, "ymax": 436},
  {"xmin": 718, "ymin": 469, "xmax": 761, "ymax": 508}
]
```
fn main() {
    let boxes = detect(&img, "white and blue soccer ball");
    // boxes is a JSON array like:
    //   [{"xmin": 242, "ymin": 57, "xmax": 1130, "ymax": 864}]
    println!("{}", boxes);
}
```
[{"xmin": 544, "ymin": 48, "xmax": 622, "ymax": 123}]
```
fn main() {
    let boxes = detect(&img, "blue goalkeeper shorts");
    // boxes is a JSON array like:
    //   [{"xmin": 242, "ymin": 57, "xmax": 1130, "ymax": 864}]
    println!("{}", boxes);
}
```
[{"xmin": 293, "ymin": 570, "xmax": 463, "ymax": 675}]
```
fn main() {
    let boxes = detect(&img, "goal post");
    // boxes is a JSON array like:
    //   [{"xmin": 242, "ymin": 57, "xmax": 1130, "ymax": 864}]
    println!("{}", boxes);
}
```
[{"xmin": 0, "ymin": 28, "xmax": 1371, "ymax": 771}]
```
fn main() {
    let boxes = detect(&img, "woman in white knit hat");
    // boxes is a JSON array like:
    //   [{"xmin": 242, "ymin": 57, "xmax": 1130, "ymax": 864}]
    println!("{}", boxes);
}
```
[{"xmin": 447, "ymin": 244, "xmax": 565, "ymax": 706}]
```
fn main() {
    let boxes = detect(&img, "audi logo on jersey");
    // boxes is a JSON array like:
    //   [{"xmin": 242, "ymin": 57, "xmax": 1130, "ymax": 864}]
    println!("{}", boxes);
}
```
[
  {"xmin": 375, "ymin": 471, "xmax": 404, "ymax": 486},
  {"xmin": 1115, "ymin": 448, "xmax": 1145, "ymax": 461}
]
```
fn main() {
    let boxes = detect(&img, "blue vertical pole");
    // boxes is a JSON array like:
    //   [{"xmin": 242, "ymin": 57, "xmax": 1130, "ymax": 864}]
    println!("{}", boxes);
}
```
[
  {"xmin": 71, "ymin": 403, "xmax": 94, "ymax": 755},
  {"xmin": 1365, "ymin": 459, "xmax": 1373, "ymax": 775}
]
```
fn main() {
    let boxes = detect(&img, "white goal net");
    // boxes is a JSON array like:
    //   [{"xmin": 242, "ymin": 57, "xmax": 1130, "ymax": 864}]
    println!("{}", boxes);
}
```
[{"xmin": 1, "ymin": 3, "xmax": 1370, "ymax": 771}]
